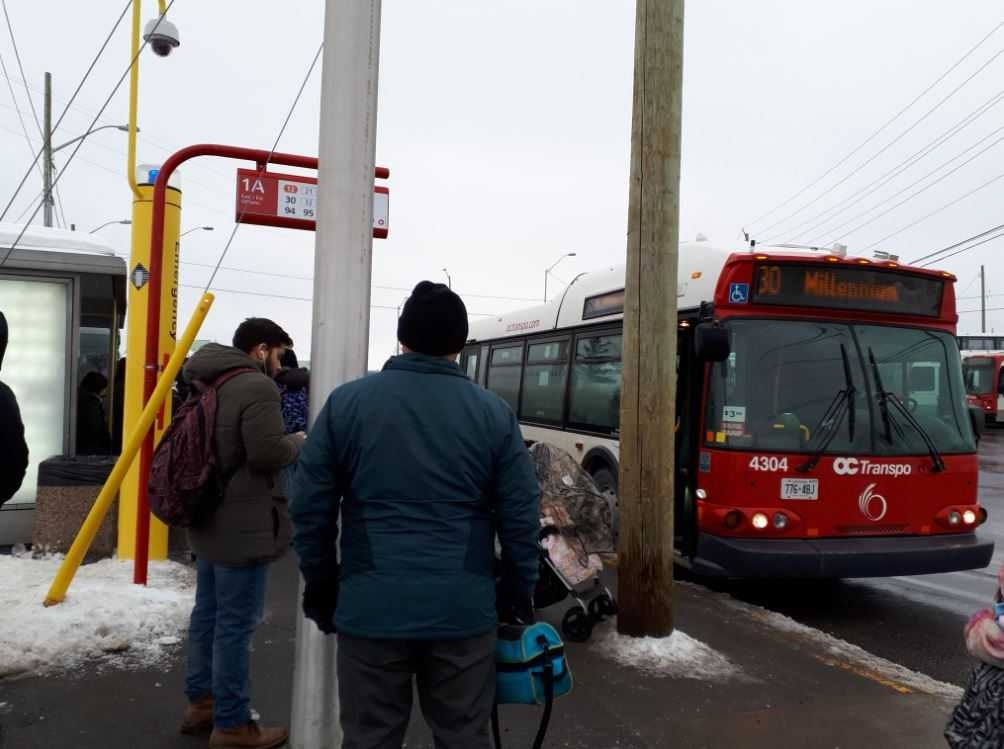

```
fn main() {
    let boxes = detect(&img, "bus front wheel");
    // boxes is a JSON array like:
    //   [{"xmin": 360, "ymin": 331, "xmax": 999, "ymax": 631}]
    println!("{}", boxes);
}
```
[{"xmin": 590, "ymin": 466, "xmax": 619, "ymax": 542}]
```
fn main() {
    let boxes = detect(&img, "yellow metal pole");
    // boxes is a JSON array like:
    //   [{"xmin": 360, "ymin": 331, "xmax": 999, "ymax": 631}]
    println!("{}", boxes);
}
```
[
  {"xmin": 119, "ymin": 183, "xmax": 181, "ymax": 560},
  {"xmin": 44, "ymin": 293, "xmax": 215, "ymax": 607},
  {"xmin": 127, "ymin": 0, "xmax": 142, "ymax": 199}
]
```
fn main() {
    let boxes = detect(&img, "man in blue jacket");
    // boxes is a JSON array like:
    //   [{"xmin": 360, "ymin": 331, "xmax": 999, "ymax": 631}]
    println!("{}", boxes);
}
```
[{"xmin": 291, "ymin": 281, "xmax": 540, "ymax": 749}]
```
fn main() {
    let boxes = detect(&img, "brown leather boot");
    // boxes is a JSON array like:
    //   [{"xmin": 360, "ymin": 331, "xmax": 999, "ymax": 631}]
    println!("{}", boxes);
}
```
[
  {"xmin": 179, "ymin": 695, "xmax": 214, "ymax": 735},
  {"xmin": 209, "ymin": 721, "xmax": 289, "ymax": 749}
]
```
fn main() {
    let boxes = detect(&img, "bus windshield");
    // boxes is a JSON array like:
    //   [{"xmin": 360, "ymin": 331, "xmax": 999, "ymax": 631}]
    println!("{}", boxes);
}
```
[
  {"xmin": 963, "ymin": 358, "xmax": 996, "ymax": 396},
  {"xmin": 705, "ymin": 320, "xmax": 975, "ymax": 456}
]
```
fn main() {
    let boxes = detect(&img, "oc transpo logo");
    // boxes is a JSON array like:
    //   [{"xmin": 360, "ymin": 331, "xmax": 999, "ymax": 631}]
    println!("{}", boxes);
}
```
[
  {"xmin": 858, "ymin": 483, "xmax": 888, "ymax": 522},
  {"xmin": 833, "ymin": 457, "xmax": 860, "ymax": 476},
  {"xmin": 832, "ymin": 457, "xmax": 912, "ymax": 477}
]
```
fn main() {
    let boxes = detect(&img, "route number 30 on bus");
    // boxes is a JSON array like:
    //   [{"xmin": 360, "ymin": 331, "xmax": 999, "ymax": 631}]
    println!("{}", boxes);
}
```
[{"xmin": 751, "ymin": 263, "xmax": 944, "ymax": 317}]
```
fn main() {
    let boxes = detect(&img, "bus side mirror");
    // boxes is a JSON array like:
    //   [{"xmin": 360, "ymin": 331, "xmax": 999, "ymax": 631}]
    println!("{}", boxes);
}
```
[
  {"xmin": 695, "ymin": 324, "xmax": 730, "ymax": 362},
  {"xmin": 969, "ymin": 405, "xmax": 984, "ymax": 442}
]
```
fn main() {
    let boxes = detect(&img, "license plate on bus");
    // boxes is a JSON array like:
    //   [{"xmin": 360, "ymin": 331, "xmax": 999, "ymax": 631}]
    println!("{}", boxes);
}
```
[{"xmin": 780, "ymin": 478, "xmax": 818, "ymax": 500}]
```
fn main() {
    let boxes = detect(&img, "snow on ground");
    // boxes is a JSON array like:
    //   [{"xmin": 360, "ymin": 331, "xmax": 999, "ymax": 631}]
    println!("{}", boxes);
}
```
[
  {"xmin": 592, "ymin": 622, "xmax": 746, "ymax": 681},
  {"xmin": 0, "ymin": 553, "xmax": 195, "ymax": 679},
  {"xmin": 713, "ymin": 588, "xmax": 965, "ymax": 700}
]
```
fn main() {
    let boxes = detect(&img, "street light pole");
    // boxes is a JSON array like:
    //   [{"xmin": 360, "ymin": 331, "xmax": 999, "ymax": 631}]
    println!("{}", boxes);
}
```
[
  {"xmin": 442, "ymin": 268, "xmax": 452, "ymax": 289},
  {"xmin": 180, "ymin": 225, "xmax": 214, "ymax": 238},
  {"xmin": 52, "ymin": 124, "xmax": 134, "ymax": 154},
  {"xmin": 291, "ymin": 2, "xmax": 383, "ymax": 747},
  {"xmin": 89, "ymin": 219, "xmax": 132, "ymax": 234},
  {"xmin": 42, "ymin": 72, "xmax": 52, "ymax": 227},
  {"xmin": 544, "ymin": 252, "xmax": 576, "ymax": 302}
]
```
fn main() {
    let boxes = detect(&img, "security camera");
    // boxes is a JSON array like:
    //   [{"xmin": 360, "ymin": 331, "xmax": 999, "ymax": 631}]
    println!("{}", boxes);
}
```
[{"xmin": 143, "ymin": 17, "xmax": 180, "ymax": 57}]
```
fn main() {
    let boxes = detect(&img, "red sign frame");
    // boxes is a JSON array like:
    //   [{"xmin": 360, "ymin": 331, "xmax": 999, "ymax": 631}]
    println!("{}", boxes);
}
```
[{"xmin": 235, "ymin": 168, "xmax": 389, "ymax": 237}]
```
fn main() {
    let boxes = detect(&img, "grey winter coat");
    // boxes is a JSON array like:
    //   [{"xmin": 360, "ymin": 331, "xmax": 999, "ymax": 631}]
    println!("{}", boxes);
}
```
[{"xmin": 183, "ymin": 343, "xmax": 301, "ymax": 566}]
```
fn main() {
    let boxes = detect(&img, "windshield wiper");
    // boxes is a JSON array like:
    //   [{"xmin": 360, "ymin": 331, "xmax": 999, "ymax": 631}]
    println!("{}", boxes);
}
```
[
  {"xmin": 867, "ymin": 347, "xmax": 945, "ymax": 473},
  {"xmin": 797, "ymin": 344, "xmax": 856, "ymax": 473}
]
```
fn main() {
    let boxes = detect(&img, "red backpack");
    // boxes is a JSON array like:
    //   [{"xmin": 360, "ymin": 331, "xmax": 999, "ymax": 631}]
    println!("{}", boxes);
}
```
[{"xmin": 148, "ymin": 367, "xmax": 256, "ymax": 528}]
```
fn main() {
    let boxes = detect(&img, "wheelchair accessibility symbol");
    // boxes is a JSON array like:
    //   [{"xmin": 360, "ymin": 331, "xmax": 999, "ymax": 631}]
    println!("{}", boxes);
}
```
[{"xmin": 728, "ymin": 283, "xmax": 750, "ymax": 304}]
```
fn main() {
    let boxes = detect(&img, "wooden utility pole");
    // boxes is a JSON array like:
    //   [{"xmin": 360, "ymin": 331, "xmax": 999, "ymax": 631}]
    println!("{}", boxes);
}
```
[{"xmin": 617, "ymin": 0, "xmax": 685, "ymax": 638}]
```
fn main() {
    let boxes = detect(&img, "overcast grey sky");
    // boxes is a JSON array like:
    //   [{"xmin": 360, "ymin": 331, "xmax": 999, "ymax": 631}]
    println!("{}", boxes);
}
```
[{"xmin": 1, "ymin": 1, "xmax": 1003, "ymax": 368}]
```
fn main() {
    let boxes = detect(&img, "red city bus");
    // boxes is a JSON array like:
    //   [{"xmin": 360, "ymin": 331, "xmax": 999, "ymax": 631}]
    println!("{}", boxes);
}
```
[
  {"xmin": 465, "ymin": 242, "xmax": 992, "ymax": 578},
  {"xmin": 963, "ymin": 353, "xmax": 1004, "ymax": 425}
]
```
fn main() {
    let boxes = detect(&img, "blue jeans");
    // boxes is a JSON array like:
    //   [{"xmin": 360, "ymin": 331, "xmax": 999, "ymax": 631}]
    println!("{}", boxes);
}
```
[{"xmin": 184, "ymin": 559, "xmax": 268, "ymax": 728}]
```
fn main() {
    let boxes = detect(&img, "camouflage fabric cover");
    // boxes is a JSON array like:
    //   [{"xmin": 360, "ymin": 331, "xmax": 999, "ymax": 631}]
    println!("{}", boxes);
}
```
[{"xmin": 528, "ymin": 442, "xmax": 615, "ymax": 554}]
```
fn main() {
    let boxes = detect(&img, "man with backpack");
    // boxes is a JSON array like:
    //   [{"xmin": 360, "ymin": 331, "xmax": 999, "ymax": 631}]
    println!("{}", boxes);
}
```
[
  {"xmin": 178, "ymin": 318, "xmax": 304, "ymax": 749},
  {"xmin": 290, "ymin": 281, "xmax": 540, "ymax": 749},
  {"xmin": 0, "ymin": 311, "xmax": 29, "ymax": 507}
]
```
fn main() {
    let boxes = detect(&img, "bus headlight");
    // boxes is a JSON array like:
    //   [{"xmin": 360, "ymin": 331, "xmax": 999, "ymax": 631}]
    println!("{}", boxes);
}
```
[
  {"xmin": 723, "ymin": 511, "xmax": 743, "ymax": 530},
  {"xmin": 948, "ymin": 511, "xmax": 962, "ymax": 526},
  {"xmin": 772, "ymin": 512, "xmax": 788, "ymax": 530},
  {"xmin": 752, "ymin": 512, "xmax": 769, "ymax": 530},
  {"xmin": 696, "ymin": 489, "xmax": 707, "ymax": 500},
  {"xmin": 963, "ymin": 510, "xmax": 977, "ymax": 525}
]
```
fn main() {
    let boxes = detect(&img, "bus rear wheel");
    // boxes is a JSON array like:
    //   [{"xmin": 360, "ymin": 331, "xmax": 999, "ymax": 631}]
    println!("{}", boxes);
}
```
[{"xmin": 590, "ymin": 466, "xmax": 619, "ymax": 543}]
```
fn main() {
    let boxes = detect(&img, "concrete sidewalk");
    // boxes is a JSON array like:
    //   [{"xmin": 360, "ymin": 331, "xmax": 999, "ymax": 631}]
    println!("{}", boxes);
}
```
[{"xmin": 0, "ymin": 554, "xmax": 965, "ymax": 749}]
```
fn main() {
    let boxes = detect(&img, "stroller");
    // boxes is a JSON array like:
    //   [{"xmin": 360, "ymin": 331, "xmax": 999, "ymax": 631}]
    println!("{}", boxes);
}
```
[{"xmin": 528, "ymin": 443, "xmax": 617, "ymax": 643}]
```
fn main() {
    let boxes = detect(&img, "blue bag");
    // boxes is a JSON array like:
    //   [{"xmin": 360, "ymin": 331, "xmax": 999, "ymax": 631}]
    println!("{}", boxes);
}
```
[{"xmin": 493, "ymin": 622, "xmax": 572, "ymax": 749}]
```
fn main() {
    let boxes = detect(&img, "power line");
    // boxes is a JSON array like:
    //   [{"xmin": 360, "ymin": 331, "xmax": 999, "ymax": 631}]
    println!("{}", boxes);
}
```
[
  {"xmin": 760, "ymin": 44, "xmax": 1004, "ymax": 242},
  {"xmin": 916, "ymin": 228, "xmax": 1004, "ymax": 268},
  {"xmin": 178, "ymin": 284, "xmax": 496, "ymax": 316},
  {"xmin": 817, "ymin": 129, "xmax": 1004, "ymax": 243},
  {"xmin": 0, "ymin": 47, "xmax": 43, "ymax": 189},
  {"xmin": 0, "ymin": 0, "xmax": 170, "ymax": 266},
  {"xmin": 745, "ymin": 16, "xmax": 1004, "ymax": 232},
  {"xmin": 1, "ymin": 0, "xmax": 66, "ymax": 227},
  {"xmin": 108, "ymin": 251, "xmax": 539, "ymax": 304},
  {"xmin": 202, "ymin": 41, "xmax": 323, "ymax": 292},
  {"xmin": 793, "ymin": 107, "xmax": 1004, "ymax": 243},
  {"xmin": 858, "ymin": 170, "xmax": 1004, "ymax": 254},
  {"xmin": 910, "ymin": 222, "xmax": 1004, "ymax": 265},
  {"xmin": 0, "ymin": 0, "xmax": 132, "ymax": 226}
]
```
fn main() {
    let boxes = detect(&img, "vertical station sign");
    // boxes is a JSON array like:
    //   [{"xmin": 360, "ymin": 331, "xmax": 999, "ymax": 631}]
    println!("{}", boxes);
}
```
[{"xmin": 235, "ymin": 168, "xmax": 389, "ymax": 237}]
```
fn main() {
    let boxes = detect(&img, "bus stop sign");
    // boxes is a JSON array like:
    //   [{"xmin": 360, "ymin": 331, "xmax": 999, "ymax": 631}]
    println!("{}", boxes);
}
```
[{"xmin": 235, "ymin": 168, "xmax": 389, "ymax": 238}]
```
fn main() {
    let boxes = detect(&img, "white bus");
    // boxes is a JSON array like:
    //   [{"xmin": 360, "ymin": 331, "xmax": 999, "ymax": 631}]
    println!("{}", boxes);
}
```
[
  {"xmin": 464, "ymin": 241, "xmax": 991, "ymax": 579},
  {"xmin": 464, "ymin": 240, "xmax": 723, "ymax": 499}
]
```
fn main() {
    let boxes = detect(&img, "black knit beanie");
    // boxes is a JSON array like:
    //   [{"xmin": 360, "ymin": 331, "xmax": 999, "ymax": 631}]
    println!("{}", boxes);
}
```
[{"xmin": 397, "ymin": 281, "xmax": 469, "ymax": 357}]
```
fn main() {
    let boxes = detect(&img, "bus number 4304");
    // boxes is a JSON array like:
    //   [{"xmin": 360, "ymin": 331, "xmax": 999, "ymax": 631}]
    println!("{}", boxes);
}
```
[{"xmin": 749, "ymin": 456, "xmax": 789, "ymax": 472}]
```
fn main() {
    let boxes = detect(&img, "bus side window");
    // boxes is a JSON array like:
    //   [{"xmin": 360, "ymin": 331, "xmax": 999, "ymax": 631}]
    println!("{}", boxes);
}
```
[
  {"xmin": 461, "ymin": 347, "xmax": 479, "ymax": 381},
  {"xmin": 486, "ymin": 344, "xmax": 524, "ymax": 414},
  {"xmin": 569, "ymin": 334, "xmax": 623, "ymax": 432},
  {"xmin": 520, "ymin": 340, "xmax": 569, "ymax": 423}
]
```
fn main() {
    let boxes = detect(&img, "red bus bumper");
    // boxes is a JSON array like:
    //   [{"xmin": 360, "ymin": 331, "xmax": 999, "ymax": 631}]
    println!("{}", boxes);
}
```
[{"xmin": 691, "ymin": 532, "xmax": 994, "ymax": 578}]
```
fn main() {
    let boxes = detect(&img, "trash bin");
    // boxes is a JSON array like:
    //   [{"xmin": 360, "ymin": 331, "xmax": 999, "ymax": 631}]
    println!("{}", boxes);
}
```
[{"xmin": 33, "ymin": 455, "xmax": 118, "ymax": 558}]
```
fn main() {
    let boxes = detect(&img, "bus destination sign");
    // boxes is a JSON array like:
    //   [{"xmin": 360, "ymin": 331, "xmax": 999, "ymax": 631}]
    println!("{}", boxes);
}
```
[
  {"xmin": 235, "ymin": 168, "xmax": 389, "ymax": 238},
  {"xmin": 751, "ymin": 263, "xmax": 944, "ymax": 317}
]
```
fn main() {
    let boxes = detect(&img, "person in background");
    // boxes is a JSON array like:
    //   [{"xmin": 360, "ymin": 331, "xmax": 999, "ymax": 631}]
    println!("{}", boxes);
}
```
[
  {"xmin": 77, "ymin": 371, "xmax": 112, "ymax": 456},
  {"xmin": 0, "ymin": 311, "xmax": 29, "ymax": 507},
  {"xmin": 112, "ymin": 357, "xmax": 126, "ymax": 453},
  {"xmin": 179, "ymin": 318, "xmax": 303, "ymax": 749},
  {"xmin": 275, "ymin": 347, "xmax": 309, "ymax": 435},
  {"xmin": 290, "ymin": 281, "xmax": 540, "ymax": 749}
]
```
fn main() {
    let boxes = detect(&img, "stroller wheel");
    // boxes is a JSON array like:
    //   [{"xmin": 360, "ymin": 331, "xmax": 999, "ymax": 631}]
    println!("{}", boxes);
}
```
[
  {"xmin": 600, "ymin": 594, "xmax": 618, "ymax": 617},
  {"xmin": 562, "ymin": 607, "xmax": 593, "ymax": 643},
  {"xmin": 588, "ymin": 594, "xmax": 618, "ymax": 622}
]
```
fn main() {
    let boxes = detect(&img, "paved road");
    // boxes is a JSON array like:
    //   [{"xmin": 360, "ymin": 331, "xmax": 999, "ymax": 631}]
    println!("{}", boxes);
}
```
[{"xmin": 690, "ymin": 430, "xmax": 1004, "ymax": 687}]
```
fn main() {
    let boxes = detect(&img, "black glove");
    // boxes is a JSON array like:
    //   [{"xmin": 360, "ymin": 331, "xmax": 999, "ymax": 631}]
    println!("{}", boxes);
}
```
[
  {"xmin": 302, "ymin": 578, "xmax": 338, "ymax": 635},
  {"xmin": 497, "ymin": 581, "xmax": 535, "ymax": 625}
]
